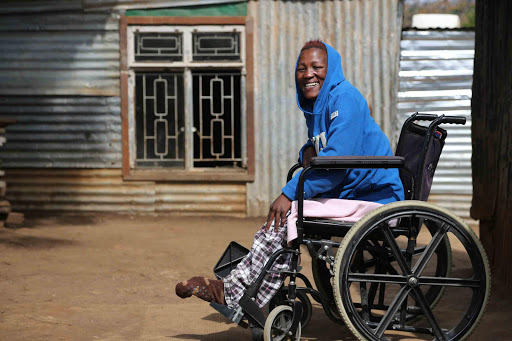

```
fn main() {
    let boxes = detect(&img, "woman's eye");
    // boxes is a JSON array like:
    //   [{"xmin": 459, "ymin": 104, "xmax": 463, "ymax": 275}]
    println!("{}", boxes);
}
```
[{"xmin": 314, "ymin": 66, "xmax": 323, "ymax": 70}]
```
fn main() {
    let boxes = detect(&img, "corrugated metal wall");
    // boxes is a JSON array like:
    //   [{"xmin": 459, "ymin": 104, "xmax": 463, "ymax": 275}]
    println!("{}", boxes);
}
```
[
  {"xmin": 0, "ymin": 11, "xmax": 122, "ymax": 168},
  {"xmin": 0, "ymin": 0, "xmax": 404, "ymax": 216},
  {"xmin": 397, "ymin": 30, "xmax": 475, "ymax": 222},
  {"xmin": 0, "ymin": 4, "xmax": 246, "ymax": 215},
  {"xmin": 246, "ymin": 0, "xmax": 403, "ymax": 216},
  {"xmin": 5, "ymin": 169, "xmax": 246, "ymax": 216}
]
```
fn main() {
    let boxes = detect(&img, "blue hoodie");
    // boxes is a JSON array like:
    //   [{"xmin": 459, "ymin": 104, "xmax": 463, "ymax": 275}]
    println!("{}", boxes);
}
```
[{"xmin": 282, "ymin": 43, "xmax": 404, "ymax": 204}]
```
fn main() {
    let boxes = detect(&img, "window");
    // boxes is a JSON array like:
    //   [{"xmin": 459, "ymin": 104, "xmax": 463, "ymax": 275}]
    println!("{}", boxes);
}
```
[{"xmin": 120, "ymin": 17, "xmax": 254, "ymax": 181}]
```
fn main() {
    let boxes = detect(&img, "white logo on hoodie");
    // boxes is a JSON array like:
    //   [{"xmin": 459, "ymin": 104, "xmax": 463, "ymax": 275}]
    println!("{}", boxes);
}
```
[{"xmin": 311, "ymin": 132, "xmax": 327, "ymax": 154}]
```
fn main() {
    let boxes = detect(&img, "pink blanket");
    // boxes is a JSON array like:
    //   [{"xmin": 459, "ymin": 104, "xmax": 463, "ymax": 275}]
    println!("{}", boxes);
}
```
[{"xmin": 286, "ymin": 198, "xmax": 382, "ymax": 243}]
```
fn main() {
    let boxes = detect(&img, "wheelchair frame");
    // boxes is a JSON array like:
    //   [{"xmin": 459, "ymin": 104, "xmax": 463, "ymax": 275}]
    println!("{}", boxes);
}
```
[{"xmin": 210, "ymin": 113, "xmax": 490, "ymax": 341}]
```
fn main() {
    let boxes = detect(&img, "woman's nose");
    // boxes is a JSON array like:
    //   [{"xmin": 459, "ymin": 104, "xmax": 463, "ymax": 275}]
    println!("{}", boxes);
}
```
[{"xmin": 304, "ymin": 68, "xmax": 314, "ymax": 78}]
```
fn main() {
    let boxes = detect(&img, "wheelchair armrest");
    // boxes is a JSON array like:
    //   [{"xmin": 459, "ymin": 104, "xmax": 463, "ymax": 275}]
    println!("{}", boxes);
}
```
[
  {"xmin": 287, "ymin": 162, "xmax": 303, "ymax": 182},
  {"xmin": 309, "ymin": 155, "xmax": 405, "ymax": 169}
]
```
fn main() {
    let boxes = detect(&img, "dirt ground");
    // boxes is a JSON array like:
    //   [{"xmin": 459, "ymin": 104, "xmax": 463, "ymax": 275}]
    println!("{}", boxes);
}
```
[{"xmin": 0, "ymin": 213, "xmax": 511, "ymax": 341}]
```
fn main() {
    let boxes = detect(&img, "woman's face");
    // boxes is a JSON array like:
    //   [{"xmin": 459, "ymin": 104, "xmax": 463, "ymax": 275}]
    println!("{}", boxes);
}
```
[{"xmin": 296, "ymin": 48, "xmax": 328, "ymax": 101}]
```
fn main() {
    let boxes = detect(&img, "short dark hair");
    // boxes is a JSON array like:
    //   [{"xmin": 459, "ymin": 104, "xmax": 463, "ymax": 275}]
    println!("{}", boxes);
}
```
[{"xmin": 300, "ymin": 40, "xmax": 327, "ymax": 53}]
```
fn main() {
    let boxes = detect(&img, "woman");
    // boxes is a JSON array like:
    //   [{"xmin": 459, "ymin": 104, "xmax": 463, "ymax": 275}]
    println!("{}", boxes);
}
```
[{"xmin": 175, "ymin": 40, "xmax": 404, "ymax": 308}]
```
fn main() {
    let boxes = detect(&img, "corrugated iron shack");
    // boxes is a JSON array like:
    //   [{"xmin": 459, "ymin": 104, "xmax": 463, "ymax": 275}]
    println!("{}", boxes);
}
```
[{"xmin": 0, "ymin": 0, "xmax": 405, "ymax": 217}]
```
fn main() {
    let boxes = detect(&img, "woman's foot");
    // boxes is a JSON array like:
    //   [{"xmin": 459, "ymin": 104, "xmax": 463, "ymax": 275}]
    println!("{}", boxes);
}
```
[{"xmin": 175, "ymin": 276, "xmax": 225, "ymax": 305}]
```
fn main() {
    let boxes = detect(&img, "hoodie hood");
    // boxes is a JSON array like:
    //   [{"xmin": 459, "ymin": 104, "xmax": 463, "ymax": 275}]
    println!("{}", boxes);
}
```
[{"xmin": 295, "ymin": 42, "xmax": 345, "ymax": 115}]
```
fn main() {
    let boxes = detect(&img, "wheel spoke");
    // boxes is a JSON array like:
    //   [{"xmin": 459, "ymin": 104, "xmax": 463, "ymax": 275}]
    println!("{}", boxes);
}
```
[
  {"xmin": 410, "ymin": 287, "xmax": 447, "ymax": 340},
  {"xmin": 348, "ymin": 273, "xmax": 407, "ymax": 285},
  {"xmin": 381, "ymin": 224, "xmax": 411, "ymax": 275},
  {"xmin": 413, "ymin": 222, "xmax": 449, "ymax": 276},
  {"xmin": 384, "ymin": 262, "xmax": 400, "ymax": 276},
  {"xmin": 374, "ymin": 285, "xmax": 411, "ymax": 337},
  {"xmin": 420, "ymin": 276, "xmax": 481, "ymax": 288}
]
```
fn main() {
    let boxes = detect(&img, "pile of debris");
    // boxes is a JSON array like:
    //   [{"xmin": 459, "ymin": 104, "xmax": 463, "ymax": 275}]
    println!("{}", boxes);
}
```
[{"xmin": 0, "ymin": 118, "xmax": 23, "ymax": 228}]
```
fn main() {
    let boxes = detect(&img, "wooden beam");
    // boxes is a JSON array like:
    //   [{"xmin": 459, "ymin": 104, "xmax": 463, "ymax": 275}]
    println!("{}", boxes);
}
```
[{"xmin": 471, "ymin": 0, "xmax": 512, "ymax": 287}]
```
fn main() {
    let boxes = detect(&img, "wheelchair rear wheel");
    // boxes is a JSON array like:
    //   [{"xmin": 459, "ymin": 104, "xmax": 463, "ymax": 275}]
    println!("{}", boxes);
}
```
[
  {"xmin": 333, "ymin": 201, "xmax": 490, "ymax": 341},
  {"xmin": 312, "ymin": 220, "xmax": 452, "ymax": 325}
]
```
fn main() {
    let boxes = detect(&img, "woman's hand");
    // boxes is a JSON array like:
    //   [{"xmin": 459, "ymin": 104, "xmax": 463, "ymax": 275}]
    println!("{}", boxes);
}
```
[
  {"xmin": 302, "ymin": 145, "xmax": 317, "ymax": 167},
  {"xmin": 264, "ymin": 193, "xmax": 292, "ymax": 231}
]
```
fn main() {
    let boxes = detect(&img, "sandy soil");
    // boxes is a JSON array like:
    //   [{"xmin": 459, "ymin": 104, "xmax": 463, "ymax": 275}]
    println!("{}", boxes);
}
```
[{"xmin": 0, "ymin": 213, "xmax": 510, "ymax": 341}]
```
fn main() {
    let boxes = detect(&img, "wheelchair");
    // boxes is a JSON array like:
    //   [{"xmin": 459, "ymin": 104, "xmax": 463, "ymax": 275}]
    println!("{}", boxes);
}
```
[{"xmin": 210, "ymin": 113, "xmax": 490, "ymax": 341}]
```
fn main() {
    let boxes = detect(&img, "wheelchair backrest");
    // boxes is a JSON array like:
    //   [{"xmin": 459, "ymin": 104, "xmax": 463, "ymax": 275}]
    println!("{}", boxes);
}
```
[{"xmin": 395, "ymin": 114, "xmax": 447, "ymax": 201}]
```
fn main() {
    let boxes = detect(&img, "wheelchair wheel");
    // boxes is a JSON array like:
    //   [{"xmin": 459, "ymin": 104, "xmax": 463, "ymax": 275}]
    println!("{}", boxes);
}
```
[
  {"xmin": 333, "ymin": 201, "xmax": 490, "ymax": 341},
  {"xmin": 269, "ymin": 290, "xmax": 312, "ymax": 329},
  {"xmin": 264, "ymin": 305, "xmax": 301, "ymax": 341}
]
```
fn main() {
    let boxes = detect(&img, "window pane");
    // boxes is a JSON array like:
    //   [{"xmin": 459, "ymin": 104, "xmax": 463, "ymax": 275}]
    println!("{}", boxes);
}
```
[
  {"xmin": 135, "ymin": 72, "xmax": 185, "ymax": 168},
  {"xmin": 192, "ymin": 32, "xmax": 241, "ymax": 61},
  {"xmin": 192, "ymin": 71, "xmax": 242, "ymax": 168},
  {"xmin": 134, "ymin": 32, "xmax": 183, "ymax": 62}
]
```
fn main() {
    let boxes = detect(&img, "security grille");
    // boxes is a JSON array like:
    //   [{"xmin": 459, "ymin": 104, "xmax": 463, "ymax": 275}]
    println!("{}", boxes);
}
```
[
  {"xmin": 127, "ymin": 25, "xmax": 246, "ymax": 170},
  {"xmin": 193, "ymin": 71, "xmax": 242, "ymax": 167},
  {"xmin": 134, "ymin": 32, "xmax": 183, "ymax": 62},
  {"xmin": 192, "ymin": 32, "xmax": 240, "ymax": 61},
  {"xmin": 135, "ymin": 72, "xmax": 184, "ymax": 168}
]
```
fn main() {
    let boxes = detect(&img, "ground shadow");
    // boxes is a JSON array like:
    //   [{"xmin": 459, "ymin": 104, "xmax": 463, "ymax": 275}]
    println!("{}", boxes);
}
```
[
  {"xmin": 0, "ymin": 234, "xmax": 76, "ymax": 249},
  {"xmin": 201, "ymin": 312, "xmax": 232, "ymax": 324},
  {"xmin": 21, "ymin": 213, "xmax": 103, "ymax": 228},
  {"xmin": 171, "ymin": 326, "xmax": 250, "ymax": 340}
]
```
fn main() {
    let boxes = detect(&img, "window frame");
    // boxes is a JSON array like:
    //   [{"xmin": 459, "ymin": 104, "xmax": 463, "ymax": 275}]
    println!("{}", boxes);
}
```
[{"xmin": 120, "ymin": 16, "xmax": 254, "ymax": 182}]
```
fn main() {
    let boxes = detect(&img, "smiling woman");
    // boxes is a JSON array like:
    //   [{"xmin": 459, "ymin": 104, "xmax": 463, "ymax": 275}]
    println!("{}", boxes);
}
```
[{"xmin": 175, "ymin": 40, "xmax": 404, "ymax": 321}]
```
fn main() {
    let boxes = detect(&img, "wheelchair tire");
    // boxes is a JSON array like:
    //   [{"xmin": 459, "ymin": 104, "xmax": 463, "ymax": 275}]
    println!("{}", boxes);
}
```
[
  {"xmin": 333, "ymin": 201, "xmax": 490, "ymax": 341},
  {"xmin": 264, "ymin": 305, "xmax": 301, "ymax": 341},
  {"xmin": 268, "ymin": 290, "xmax": 312, "ymax": 329}
]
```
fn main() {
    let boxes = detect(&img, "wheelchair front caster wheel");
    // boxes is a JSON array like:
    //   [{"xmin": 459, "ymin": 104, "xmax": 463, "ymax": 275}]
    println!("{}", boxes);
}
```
[
  {"xmin": 264, "ymin": 305, "xmax": 301, "ymax": 341},
  {"xmin": 269, "ymin": 291, "xmax": 312, "ymax": 329}
]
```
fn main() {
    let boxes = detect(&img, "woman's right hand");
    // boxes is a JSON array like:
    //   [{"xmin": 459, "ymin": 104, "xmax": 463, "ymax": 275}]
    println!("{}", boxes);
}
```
[
  {"xmin": 264, "ymin": 193, "xmax": 292, "ymax": 231},
  {"xmin": 302, "ymin": 145, "xmax": 317, "ymax": 167}
]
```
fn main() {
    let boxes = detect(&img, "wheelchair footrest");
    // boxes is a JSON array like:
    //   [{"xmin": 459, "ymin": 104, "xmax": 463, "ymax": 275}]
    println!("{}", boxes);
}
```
[{"xmin": 209, "ymin": 302, "xmax": 248, "ymax": 328}]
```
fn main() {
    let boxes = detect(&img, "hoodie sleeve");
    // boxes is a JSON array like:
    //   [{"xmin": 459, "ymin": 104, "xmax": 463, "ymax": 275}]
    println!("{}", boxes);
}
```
[{"xmin": 282, "ymin": 93, "xmax": 365, "ymax": 201}]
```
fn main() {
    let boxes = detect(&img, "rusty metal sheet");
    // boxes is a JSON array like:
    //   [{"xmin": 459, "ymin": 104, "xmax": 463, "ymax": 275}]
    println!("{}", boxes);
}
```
[{"xmin": 6, "ymin": 169, "xmax": 246, "ymax": 215}]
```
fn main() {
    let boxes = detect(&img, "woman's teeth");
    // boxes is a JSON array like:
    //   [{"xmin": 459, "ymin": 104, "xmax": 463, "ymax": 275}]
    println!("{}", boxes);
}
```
[{"xmin": 305, "ymin": 82, "xmax": 319, "ymax": 88}]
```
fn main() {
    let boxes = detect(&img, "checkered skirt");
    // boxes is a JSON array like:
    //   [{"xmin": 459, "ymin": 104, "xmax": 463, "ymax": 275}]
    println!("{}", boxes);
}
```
[{"xmin": 223, "ymin": 223, "xmax": 291, "ymax": 308}]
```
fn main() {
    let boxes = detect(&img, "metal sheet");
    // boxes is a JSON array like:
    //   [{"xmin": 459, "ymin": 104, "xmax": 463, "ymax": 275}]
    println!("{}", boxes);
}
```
[
  {"xmin": 5, "ymin": 169, "xmax": 246, "ymax": 215},
  {"xmin": 396, "ymin": 29, "xmax": 475, "ymax": 223},
  {"xmin": 0, "ymin": 12, "xmax": 120, "ymax": 96},
  {"xmin": 0, "ymin": 1, "xmax": 82, "ymax": 14},
  {"xmin": 246, "ymin": 0, "xmax": 403, "ymax": 216},
  {"xmin": 0, "ymin": 96, "xmax": 122, "ymax": 168},
  {"xmin": 83, "ymin": 0, "xmax": 246, "ymax": 11}
]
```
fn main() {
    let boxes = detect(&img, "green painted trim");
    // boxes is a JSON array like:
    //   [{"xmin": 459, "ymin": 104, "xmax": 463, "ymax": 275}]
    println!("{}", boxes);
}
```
[{"xmin": 125, "ymin": 2, "xmax": 247, "ymax": 17}]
